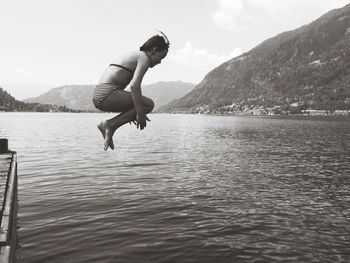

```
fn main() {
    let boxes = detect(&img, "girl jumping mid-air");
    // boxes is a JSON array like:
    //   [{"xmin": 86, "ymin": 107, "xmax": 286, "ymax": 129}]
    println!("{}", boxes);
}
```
[{"xmin": 93, "ymin": 32, "xmax": 169, "ymax": 150}]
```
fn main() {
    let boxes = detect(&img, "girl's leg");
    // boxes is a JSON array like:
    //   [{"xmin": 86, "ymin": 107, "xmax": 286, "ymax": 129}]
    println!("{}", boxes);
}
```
[
  {"xmin": 98, "ymin": 90, "xmax": 154, "ymax": 150},
  {"xmin": 102, "ymin": 89, "xmax": 154, "ymax": 129}
]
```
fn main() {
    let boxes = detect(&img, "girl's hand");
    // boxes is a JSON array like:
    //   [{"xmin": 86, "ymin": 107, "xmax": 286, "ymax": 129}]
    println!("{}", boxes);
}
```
[{"xmin": 136, "ymin": 113, "xmax": 150, "ymax": 130}]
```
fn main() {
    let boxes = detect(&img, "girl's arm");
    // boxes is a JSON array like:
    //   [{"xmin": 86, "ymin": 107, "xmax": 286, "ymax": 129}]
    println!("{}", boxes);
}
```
[{"xmin": 129, "ymin": 55, "xmax": 150, "ymax": 129}]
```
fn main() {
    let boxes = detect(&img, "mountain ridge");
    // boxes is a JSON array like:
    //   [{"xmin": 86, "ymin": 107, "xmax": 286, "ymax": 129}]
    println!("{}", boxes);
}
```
[
  {"xmin": 0, "ymin": 87, "xmax": 77, "ymax": 112},
  {"xmin": 24, "ymin": 81, "xmax": 196, "ymax": 111},
  {"xmin": 161, "ymin": 3, "xmax": 350, "ymax": 114}
]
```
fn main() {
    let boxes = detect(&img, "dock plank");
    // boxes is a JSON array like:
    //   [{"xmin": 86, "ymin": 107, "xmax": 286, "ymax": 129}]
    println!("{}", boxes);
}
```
[
  {"xmin": 0, "ymin": 155, "xmax": 12, "ymax": 212},
  {"xmin": 0, "ymin": 152, "xmax": 18, "ymax": 263}
]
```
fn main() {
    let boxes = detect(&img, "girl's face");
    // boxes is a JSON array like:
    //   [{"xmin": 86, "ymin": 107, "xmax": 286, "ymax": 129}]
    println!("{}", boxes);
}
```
[{"xmin": 150, "ymin": 49, "xmax": 168, "ymax": 68}]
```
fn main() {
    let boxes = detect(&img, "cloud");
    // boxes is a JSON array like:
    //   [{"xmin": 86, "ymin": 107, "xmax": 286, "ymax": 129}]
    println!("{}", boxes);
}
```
[
  {"xmin": 12, "ymin": 68, "xmax": 55, "ymax": 85},
  {"xmin": 166, "ymin": 41, "xmax": 242, "ymax": 83},
  {"xmin": 13, "ymin": 68, "xmax": 33, "ymax": 76},
  {"xmin": 212, "ymin": 0, "xmax": 252, "ymax": 32},
  {"xmin": 212, "ymin": 0, "xmax": 350, "ymax": 33},
  {"xmin": 171, "ymin": 41, "xmax": 242, "ymax": 68}
]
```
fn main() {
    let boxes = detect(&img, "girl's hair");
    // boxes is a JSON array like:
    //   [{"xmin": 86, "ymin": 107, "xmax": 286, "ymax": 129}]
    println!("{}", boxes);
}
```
[{"xmin": 140, "ymin": 31, "xmax": 170, "ymax": 52}]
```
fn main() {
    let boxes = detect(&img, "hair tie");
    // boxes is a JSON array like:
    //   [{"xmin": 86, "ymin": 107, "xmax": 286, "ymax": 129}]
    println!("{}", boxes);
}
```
[{"xmin": 157, "ymin": 30, "xmax": 170, "ymax": 46}]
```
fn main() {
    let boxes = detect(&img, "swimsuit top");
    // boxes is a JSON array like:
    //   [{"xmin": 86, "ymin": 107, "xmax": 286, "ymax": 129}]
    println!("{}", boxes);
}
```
[
  {"xmin": 109, "ymin": 64, "xmax": 134, "ymax": 74},
  {"xmin": 109, "ymin": 52, "xmax": 152, "ymax": 74}
]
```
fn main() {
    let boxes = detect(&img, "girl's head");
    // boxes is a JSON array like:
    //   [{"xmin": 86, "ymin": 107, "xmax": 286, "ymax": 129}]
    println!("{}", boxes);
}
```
[
  {"xmin": 140, "ymin": 31, "xmax": 170, "ymax": 52},
  {"xmin": 140, "ymin": 31, "xmax": 170, "ymax": 68}
]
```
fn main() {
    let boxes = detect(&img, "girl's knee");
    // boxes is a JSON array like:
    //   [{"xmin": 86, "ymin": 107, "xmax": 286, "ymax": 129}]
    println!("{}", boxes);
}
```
[{"xmin": 144, "ymin": 99, "xmax": 154, "ymax": 113}]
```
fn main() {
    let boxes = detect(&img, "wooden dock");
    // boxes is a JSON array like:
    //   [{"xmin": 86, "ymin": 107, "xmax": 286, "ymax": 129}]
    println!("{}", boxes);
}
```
[{"xmin": 0, "ymin": 148, "xmax": 18, "ymax": 263}]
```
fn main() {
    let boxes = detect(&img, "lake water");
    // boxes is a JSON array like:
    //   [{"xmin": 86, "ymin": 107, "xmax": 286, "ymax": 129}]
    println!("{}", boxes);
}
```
[{"xmin": 0, "ymin": 113, "xmax": 349, "ymax": 263}]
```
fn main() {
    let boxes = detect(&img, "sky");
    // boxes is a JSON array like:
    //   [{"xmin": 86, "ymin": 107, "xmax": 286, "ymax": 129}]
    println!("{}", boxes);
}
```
[{"xmin": 0, "ymin": 0, "xmax": 349, "ymax": 99}]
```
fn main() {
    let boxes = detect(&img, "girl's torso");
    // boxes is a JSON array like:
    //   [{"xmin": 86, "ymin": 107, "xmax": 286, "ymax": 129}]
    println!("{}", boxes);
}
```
[{"xmin": 98, "ymin": 51, "xmax": 140, "ymax": 88}]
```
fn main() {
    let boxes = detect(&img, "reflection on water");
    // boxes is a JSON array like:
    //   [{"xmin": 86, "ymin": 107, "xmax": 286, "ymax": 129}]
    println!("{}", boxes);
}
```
[{"xmin": 1, "ymin": 113, "xmax": 349, "ymax": 263}]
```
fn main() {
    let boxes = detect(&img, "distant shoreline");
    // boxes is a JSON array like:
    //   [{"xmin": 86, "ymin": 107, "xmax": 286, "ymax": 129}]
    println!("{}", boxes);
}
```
[{"xmin": 1, "ymin": 111, "xmax": 349, "ymax": 118}]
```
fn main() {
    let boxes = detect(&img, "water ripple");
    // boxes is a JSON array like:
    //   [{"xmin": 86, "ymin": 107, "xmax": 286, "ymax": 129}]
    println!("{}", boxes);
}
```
[{"xmin": 1, "ymin": 113, "xmax": 349, "ymax": 263}]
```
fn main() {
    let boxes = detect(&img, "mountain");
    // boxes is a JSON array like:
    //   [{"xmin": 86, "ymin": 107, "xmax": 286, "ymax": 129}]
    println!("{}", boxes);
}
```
[
  {"xmin": 142, "ymin": 81, "xmax": 195, "ymax": 110},
  {"xmin": 24, "ymin": 85, "xmax": 96, "ymax": 111},
  {"xmin": 161, "ymin": 4, "xmax": 350, "ymax": 114},
  {"xmin": 24, "ymin": 81, "xmax": 195, "ymax": 111},
  {"xmin": 0, "ymin": 87, "xmax": 77, "ymax": 112},
  {"xmin": 0, "ymin": 83, "xmax": 53, "ymax": 100}
]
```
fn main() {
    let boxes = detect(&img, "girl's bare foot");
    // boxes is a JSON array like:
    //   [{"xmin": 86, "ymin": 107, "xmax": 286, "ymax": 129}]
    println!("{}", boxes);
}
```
[{"xmin": 97, "ymin": 121, "xmax": 114, "ymax": 150}]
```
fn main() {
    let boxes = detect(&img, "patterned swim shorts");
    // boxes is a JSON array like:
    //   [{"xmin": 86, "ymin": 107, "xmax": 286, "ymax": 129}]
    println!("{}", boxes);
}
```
[{"xmin": 92, "ymin": 83, "xmax": 124, "ymax": 110}]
